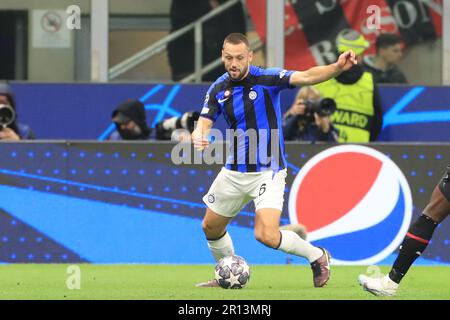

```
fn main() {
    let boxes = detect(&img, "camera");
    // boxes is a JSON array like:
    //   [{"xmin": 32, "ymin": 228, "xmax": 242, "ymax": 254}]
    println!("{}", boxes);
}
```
[
  {"xmin": 304, "ymin": 98, "xmax": 337, "ymax": 122},
  {"xmin": 155, "ymin": 111, "xmax": 200, "ymax": 140},
  {"xmin": 0, "ymin": 104, "xmax": 16, "ymax": 128}
]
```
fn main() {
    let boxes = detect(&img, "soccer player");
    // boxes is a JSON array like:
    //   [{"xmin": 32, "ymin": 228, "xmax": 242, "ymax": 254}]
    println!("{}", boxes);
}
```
[
  {"xmin": 192, "ymin": 33, "xmax": 357, "ymax": 288},
  {"xmin": 359, "ymin": 166, "xmax": 450, "ymax": 296}
]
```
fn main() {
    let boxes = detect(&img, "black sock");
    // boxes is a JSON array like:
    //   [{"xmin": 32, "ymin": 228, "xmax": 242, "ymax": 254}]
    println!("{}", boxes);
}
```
[{"xmin": 389, "ymin": 214, "xmax": 438, "ymax": 284}]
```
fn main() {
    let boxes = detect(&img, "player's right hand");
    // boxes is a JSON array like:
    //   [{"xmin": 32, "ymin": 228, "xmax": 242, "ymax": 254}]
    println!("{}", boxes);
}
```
[{"xmin": 191, "ymin": 130, "xmax": 209, "ymax": 151}]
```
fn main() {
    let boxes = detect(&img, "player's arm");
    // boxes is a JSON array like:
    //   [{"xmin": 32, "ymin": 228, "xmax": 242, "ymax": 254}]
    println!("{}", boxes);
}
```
[
  {"xmin": 192, "ymin": 116, "xmax": 213, "ymax": 151},
  {"xmin": 289, "ymin": 50, "xmax": 357, "ymax": 86},
  {"xmin": 194, "ymin": 83, "xmax": 221, "ymax": 150}
]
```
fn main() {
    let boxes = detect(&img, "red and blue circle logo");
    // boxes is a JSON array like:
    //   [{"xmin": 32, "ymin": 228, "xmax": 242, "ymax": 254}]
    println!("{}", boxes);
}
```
[{"xmin": 289, "ymin": 145, "xmax": 413, "ymax": 265}]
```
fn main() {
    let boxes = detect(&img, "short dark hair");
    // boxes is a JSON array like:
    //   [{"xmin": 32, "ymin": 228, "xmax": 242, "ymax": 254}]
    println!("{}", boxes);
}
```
[
  {"xmin": 376, "ymin": 33, "xmax": 402, "ymax": 52},
  {"xmin": 223, "ymin": 33, "xmax": 250, "ymax": 49}
]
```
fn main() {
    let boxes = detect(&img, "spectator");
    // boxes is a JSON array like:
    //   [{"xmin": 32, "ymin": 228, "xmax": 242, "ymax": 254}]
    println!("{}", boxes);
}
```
[
  {"xmin": 362, "ymin": 33, "xmax": 408, "ymax": 84},
  {"xmin": 314, "ymin": 29, "xmax": 383, "ymax": 142},
  {"xmin": 283, "ymin": 86, "xmax": 339, "ymax": 143},
  {"xmin": 0, "ymin": 82, "xmax": 35, "ymax": 141},
  {"xmin": 108, "ymin": 99, "xmax": 152, "ymax": 140},
  {"xmin": 167, "ymin": 0, "xmax": 247, "ymax": 82}
]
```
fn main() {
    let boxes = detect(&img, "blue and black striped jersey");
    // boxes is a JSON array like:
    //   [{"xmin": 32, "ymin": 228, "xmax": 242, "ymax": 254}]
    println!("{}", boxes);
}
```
[{"xmin": 200, "ymin": 65, "xmax": 295, "ymax": 173}]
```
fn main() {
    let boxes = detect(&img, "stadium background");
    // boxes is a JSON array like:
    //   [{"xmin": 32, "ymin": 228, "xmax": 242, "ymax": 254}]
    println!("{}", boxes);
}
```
[
  {"xmin": 0, "ymin": 0, "xmax": 449, "ymax": 269},
  {"xmin": 7, "ymin": 82, "xmax": 450, "ymax": 142}
]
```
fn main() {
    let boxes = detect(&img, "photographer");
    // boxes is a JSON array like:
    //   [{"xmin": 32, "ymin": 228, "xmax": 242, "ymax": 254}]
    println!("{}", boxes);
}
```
[
  {"xmin": 0, "ymin": 83, "xmax": 35, "ymax": 141},
  {"xmin": 108, "ymin": 99, "xmax": 152, "ymax": 140},
  {"xmin": 283, "ymin": 86, "xmax": 339, "ymax": 143}
]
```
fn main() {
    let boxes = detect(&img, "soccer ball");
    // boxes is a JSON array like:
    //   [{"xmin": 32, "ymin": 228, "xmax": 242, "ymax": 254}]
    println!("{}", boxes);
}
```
[{"xmin": 214, "ymin": 255, "xmax": 250, "ymax": 289}]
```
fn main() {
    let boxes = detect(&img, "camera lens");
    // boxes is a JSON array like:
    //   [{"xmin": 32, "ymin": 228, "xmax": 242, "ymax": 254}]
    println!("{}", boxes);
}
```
[
  {"xmin": 0, "ymin": 104, "xmax": 15, "ymax": 127},
  {"xmin": 318, "ymin": 98, "xmax": 337, "ymax": 115}
]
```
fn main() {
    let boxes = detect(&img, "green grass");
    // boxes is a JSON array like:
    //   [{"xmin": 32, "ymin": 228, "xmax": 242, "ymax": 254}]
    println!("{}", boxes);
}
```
[{"xmin": 0, "ymin": 264, "xmax": 448, "ymax": 300}]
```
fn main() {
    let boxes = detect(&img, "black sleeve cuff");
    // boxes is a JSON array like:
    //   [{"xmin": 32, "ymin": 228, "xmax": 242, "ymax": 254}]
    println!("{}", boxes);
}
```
[{"xmin": 199, "ymin": 114, "xmax": 216, "ymax": 122}]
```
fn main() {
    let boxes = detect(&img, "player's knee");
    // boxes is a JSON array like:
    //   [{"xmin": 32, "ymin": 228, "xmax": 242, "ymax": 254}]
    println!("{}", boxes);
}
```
[
  {"xmin": 201, "ymin": 220, "xmax": 213, "ymax": 234},
  {"xmin": 437, "ymin": 166, "xmax": 450, "ymax": 203},
  {"xmin": 254, "ymin": 228, "xmax": 279, "ymax": 248},
  {"xmin": 202, "ymin": 220, "xmax": 221, "ymax": 238}
]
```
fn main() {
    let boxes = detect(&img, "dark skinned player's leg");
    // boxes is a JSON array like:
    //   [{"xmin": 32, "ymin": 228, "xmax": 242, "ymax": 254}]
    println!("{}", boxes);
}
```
[
  {"xmin": 388, "ymin": 167, "xmax": 450, "ymax": 284},
  {"xmin": 359, "ymin": 167, "xmax": 450, "ymax": 296},
  {"xmin": 422, "ymin": 185, "xmax": 450, "ymax": 223}
]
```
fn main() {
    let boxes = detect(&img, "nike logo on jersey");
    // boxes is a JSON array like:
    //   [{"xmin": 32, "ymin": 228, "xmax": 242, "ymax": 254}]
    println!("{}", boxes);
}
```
[{"xmin": 218, "ymin": 97, "xmax": 230, "ymax": 104}]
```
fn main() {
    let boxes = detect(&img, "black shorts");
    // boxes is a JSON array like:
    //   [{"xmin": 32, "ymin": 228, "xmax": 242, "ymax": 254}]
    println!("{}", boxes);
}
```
[{"xmin": 438, "ymin": 165, "xmax": 450, "ymax": 202}]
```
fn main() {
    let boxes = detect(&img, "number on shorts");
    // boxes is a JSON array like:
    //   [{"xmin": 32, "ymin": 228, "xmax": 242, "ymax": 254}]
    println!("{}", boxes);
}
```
[{"xmin": 259, "ymin": 183, "xmax": 266, "ymax": 196}]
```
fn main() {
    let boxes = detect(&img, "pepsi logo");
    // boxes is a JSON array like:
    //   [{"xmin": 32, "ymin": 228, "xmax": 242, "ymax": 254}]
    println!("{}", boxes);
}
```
[{"xmin": 288, "ymin": 145, "xmax": 412, "ymax": 265}]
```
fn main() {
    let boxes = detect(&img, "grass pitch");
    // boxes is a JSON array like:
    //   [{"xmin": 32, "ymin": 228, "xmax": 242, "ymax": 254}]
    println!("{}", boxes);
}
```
[{"xmin": 0, "ymin": 264, "xmax": 448, "ymax": 300}]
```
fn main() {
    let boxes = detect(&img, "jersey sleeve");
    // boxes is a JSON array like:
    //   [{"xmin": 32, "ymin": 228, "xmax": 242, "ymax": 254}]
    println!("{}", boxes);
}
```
[
  {"xmin": 199, "ymin": 83, "xmax": 221, "ymax": 122},
  {"xmin": 263, "ymin": 68, "xmax": 296, "ymax": 89}
]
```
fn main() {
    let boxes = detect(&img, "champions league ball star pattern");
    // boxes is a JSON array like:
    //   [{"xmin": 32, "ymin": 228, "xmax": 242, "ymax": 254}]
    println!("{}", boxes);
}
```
[
  {"xmin": 289, "ymin": 145, "xmax": 413, "ymax": 265},
  {"xmin": 214, "ymin": 255, "xmax": 250, "ymax": 289}
]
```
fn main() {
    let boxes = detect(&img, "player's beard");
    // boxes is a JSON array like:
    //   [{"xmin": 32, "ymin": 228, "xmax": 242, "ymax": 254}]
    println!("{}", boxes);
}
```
[{"xmin": 228, "ymin": 64, "xmax": 248, "ymax": 81}]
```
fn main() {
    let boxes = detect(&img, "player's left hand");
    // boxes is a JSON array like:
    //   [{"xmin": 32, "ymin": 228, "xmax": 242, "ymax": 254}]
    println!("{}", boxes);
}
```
[{"xmin": 336, "ymin": 50, "xmax": 357, "ymax": 72}]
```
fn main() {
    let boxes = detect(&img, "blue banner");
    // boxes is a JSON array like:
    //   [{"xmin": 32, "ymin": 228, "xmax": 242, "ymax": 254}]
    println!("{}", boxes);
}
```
[
  {"xmin": 9, "ymin": 83, "xmax": 450, "ymax": 141},
  {"xmin": 0, "ymin": 142, "xmax": 448, "ymax": 265}
]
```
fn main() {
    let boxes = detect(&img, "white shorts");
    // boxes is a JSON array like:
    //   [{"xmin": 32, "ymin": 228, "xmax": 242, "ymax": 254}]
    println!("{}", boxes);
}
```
[{"xmin": 202, "ymin": 167, "xmax": 287, "ymax": 218}]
